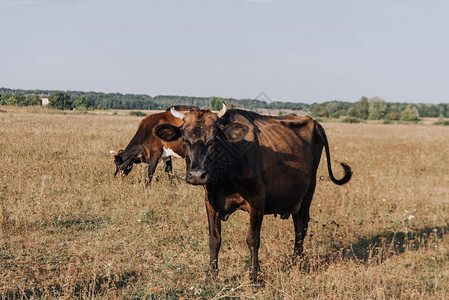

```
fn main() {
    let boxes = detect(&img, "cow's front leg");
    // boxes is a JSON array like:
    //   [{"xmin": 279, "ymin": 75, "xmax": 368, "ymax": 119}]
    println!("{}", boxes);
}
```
[
  {"xmin": 247, "ymin": 208, "xmax": 264, "ymax": 282},
  {"xmin": 146, "ymin": 151, "xmax": 161, "ymax": 186},
  {"xmin": 205, "ymin": 192, "xmax": 221, "ymax": 279}
]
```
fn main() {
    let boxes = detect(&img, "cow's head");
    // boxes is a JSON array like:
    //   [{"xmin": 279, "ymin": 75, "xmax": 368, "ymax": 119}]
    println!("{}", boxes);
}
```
[
  {"xmin": 110, "ymin": 149, "xmax": 136, "ymax": 176},
  {"xmin": 154, "ymin": 102, "xmax": 249, "ymax": 185}
]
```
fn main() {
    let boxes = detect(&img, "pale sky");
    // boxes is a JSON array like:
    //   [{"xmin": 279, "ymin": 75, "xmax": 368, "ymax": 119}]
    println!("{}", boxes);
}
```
[{"xmin": 1, "ymin": 0, "xmax": 448, "ymax": 103}]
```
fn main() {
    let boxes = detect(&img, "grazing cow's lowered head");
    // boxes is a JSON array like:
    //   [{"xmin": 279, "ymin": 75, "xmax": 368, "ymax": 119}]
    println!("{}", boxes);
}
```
[
  {"xmin": 110, "ymin": 149, "xmax": 143, "ymax": 176},
  {"xmin": 154, "ymin": 103, "xmax": 249, "ymax": 185}
]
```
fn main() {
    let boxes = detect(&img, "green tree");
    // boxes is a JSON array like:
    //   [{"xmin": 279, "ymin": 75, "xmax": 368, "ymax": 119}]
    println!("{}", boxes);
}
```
[
  {"xmin": 368, "ymin": 96, "xmax": 387, "ymax": 120},
  {"xmin": 331, "ymin": 111, "xmax": 341, "ymax": 119},
  {"xmin": 0, "ymin": 93, "xmax": 11, "ymax": 105},
  {"xmin": 5, "ymin": 94, "xmax": 27, "ymax": 106},
  {"xmin": 412, "ymin": 106, "xmax": 420, "ymax": 118},
  {"xmin": 388, "ymin": 104, "xmax": 401, "ymax": 114},
  {"xmin": 210, "ymin": 97, "xmax": 223, "ymax": 111},
  {"xmin": 355, "ymin": 96, "xmax": 369, "ymax": 120},
  {"xmin": 324, "ymin": 100, "xmax": 342, "ymax": 116},
  {"xmin": 49, "ymin": 92, "xmax": 72, "ymax": 110},
  {"xmin": 400, "ymin": 106, "xmax": 419, "ymax": 122},
  {"xmin": 310, "ymin": 104, "xmax": 329, "ymax": 117},
  {"xmin": 73, "ymin": 96, "xmax": 94, "ymax": 110},
  {"xmin": 25, "ymin": 94, "xmax": 42, "ymax": 106},
  {"xmin": 385, "ymin": 112, "xmax": 400, "ymax": 121},
  {"xmin": 348, "ymin": 106, "xmax": 358, "ymax": 118}
]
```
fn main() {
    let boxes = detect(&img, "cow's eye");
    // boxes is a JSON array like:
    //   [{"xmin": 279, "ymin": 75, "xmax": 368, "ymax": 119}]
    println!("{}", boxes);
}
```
[{"xmin": 182, "ymin": 139, "xmax": 191, "ymax": 145}]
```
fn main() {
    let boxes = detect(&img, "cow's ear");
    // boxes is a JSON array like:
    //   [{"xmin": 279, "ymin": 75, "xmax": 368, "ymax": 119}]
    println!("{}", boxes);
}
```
[
  {"xmin": 154, "ymin": 123, "xmax": 182, "ymax": 141},
  {"xmin": 222, "ymin": 122, "xmax": 249, "ymax": 142}
]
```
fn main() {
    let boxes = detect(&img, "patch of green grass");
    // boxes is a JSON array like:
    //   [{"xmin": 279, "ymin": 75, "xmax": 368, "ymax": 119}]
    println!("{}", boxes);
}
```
[
  {"xmin": 139, "ymin": 209, "xmax": 161, "ymax": 225},
  {"xmin": 433, "ymin": 120, "xmax": 449, "ymax": 125},
  {"xmin": 55, "ymin": 215, "xmax": 109, "ymax": 231},
  {"xmin": 129, "ymin": 111, "xmax": 147, "ymax": 117}
]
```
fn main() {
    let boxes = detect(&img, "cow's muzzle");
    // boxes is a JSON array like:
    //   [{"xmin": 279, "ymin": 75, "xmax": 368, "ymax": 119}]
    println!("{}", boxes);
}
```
[
  {"xmin": 114, "ymin": 166, "xmax": 120, "ymax": 177},
  {"xmin": 186, "ymin": 169, "xmax": 208, "ymax": 185},
  {"xmin": 114, "ymin": 164, "xmax": 133, "ymax": 177}
]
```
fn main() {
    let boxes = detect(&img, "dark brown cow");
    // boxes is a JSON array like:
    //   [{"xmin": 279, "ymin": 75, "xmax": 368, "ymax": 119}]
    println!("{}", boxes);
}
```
[
  {"xmin": 111, "ymin": 106, "xmax": 198, "ymax": 183},
  {"xmin": 154, "ymin": 103, "xmax": 352, "ymax": 281}
]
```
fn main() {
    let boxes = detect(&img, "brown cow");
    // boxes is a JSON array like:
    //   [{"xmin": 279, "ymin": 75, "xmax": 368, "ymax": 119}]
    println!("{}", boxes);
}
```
[
  {"xmin": 111, "ymin": 106, "xmax": 198, "ymax": 183},
  {"xmin": 154, "ymin": 103, "xmax": 352, "ymax": 281}
]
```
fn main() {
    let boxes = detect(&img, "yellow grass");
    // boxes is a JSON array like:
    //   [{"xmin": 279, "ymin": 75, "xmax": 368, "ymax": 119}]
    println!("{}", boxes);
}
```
[{"xmin": 1, "ymin": 106, "xmax": 449, "ymax": 299}]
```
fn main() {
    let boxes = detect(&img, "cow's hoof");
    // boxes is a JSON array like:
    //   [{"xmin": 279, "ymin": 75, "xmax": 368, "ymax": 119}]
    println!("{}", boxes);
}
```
[
  {"xmin": 205, "ymin": 269, "xmax": 218, "ymax": 282},
  {"xmin": 249, "ymin": 274, "xmax": 264, "ymax": 284},
  {"xmin": 249, "ymin": 270, "xmax": 258, "ymax": 283},
  {"xmin": 291, "ymin": 255, "xmax": 304, "ymax": 266}
]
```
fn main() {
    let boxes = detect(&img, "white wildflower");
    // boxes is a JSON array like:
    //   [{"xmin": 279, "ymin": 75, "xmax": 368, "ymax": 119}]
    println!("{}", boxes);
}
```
[{"xmin": 194, "ymin": 288, "xmax": 202, "ymax": 295}]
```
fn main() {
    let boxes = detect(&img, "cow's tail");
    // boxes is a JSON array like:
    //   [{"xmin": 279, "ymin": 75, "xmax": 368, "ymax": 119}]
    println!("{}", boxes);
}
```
[{"xmin": 316, "ymin": 122, "xmax": 352, "ymax": 185}]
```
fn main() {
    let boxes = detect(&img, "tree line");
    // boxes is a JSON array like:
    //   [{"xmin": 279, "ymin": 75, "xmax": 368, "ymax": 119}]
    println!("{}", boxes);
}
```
[
  {"xmin": 309, "ymin": 96, "xmax": 448, "ymax": 121},
  {"xmin": 1, "ymin": 87, "xmax": 448, "ymax": 119}
]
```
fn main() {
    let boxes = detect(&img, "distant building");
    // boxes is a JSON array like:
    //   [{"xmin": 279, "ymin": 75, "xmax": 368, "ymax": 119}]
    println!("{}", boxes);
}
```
[{"xmin": 41, "ymin": 97, "xmax": 49, "ymax": 106}]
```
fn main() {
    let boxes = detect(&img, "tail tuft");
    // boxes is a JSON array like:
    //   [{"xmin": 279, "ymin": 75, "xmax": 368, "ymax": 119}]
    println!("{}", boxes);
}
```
[{"xmin": 334, "ymin": 162, "xmax": 352, "ymax": 185}]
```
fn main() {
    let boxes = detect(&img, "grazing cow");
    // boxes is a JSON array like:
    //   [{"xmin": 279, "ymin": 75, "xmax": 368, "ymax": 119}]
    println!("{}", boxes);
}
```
[
  {"xmin": 111, "ymin": 106, "xmax": 198, "ymax": 183},
  {"xmin": 154, "ymin": 103, "xmax": 352, "ymax": 281}
]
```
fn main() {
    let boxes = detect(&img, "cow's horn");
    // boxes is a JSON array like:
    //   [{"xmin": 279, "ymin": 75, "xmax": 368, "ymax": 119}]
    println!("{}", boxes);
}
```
[
  {"xmin": 216, "ymin": 100, "xmax": 227, "ymax": 118},
  {"xmin": 170, "ymin": 105, "xmax": 185, "ymax": 120},
  {"xmin": 109, "ymin": 150, "xmax": 118, "ymax": 154}
]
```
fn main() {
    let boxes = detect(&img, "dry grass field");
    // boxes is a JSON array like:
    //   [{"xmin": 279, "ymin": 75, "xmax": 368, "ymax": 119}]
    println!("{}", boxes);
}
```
[{"xmin": 1, "ymin": 106, "xmax": 449, "ymax": 299}]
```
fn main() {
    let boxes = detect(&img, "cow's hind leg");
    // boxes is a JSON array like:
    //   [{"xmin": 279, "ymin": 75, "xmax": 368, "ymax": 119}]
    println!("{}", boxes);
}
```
[
  {"xmin": 292, "ymin": 179, "xmax": 316, "ymax": 260},
  {"xmin": 205, "ymin": 192, "xmax": 221, "ymax": 279},
  {"xmin": 247, "ymin": 208, "xmax": 264, "ymax": 282}
]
